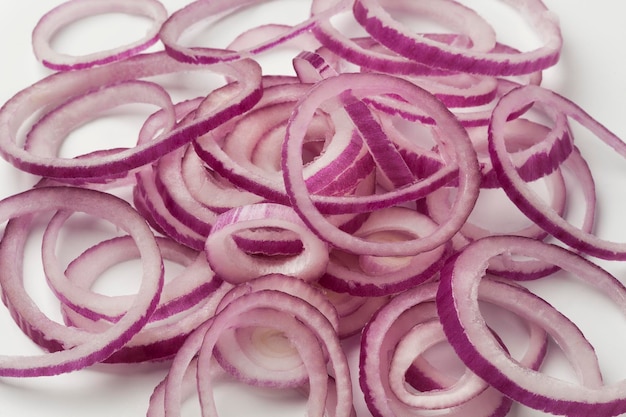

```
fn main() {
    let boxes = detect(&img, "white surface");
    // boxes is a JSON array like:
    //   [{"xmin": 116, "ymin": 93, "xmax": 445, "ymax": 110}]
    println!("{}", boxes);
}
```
[{"xmin": 0, "ymin": 1, "xmax": 625, "ymax": 416}]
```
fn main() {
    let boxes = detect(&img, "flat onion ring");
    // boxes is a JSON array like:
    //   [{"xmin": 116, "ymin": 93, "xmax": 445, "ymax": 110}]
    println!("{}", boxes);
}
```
[{"xmin": 32, "ymin": 0, "xmax": 168, "ymax": 70}]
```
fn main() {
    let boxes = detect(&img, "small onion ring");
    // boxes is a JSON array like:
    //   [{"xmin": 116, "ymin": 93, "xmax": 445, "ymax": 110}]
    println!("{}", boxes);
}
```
[
  {"xmin": 205, "ymin": 203, "xmax": 330, "ymax": 284},
  {"xmin": 32, "ymin": 0, "xmax": 168, "ymax": 71}
]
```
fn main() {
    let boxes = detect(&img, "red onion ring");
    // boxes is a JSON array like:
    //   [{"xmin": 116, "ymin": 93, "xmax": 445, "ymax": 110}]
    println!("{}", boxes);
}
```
[
  {"xmin": 311, "ymin": 0, "xmax": 496, "ymax": 76},
  {"xmin": 159, "ymin": 0, "xmax": 343, "ymax": 65},
  {"xmin": 205, "ymin": 203, "xmax": 330, "ymax": 284},
  {"xmin": 282, "ymin": 72, "xmax": 480, "ymax": 256},
  {"xmin": 0, "ymin": 52, "xmax": 262, "ymax": 179},
  {"xmin": 352, "ymin": 0, "xmax": 562, "ymax": 75},
  {"xmin": 24, "ymin": 80, "xmax": 175, "ymax": 173},
  {"xmin": 489, "ymin": 85, "xmax": 623, "ymax": 259},
  {"xmin": 437, "ymin": 235, "xmax": 625, "ymax": 416},
  {"xmin": 31, "ymin": 0, "xmax": 167, "ymax": 71},
  {"xmin": 154, "ymin": 280, "xmax": 352, "ymax": 417},
  {"xmin": 0, "ymin": 186, "xmax": 163, "ymax": 376},
  {"xmin": 42, "ymin": 215, "xmax": 220, "ymax": 326},
  {"xmin": 213, "ymin": 274, "xmax": 339, "ymax": 388}
]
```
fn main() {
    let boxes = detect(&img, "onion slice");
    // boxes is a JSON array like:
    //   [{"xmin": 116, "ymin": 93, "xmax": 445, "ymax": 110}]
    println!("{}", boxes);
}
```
[
  {"xmin": 489, "ymin": 85, "xmax": 623, "ymax": 259},
  {"xmin": 0, "ymin": 186, "xmax": 163, "ymax": 376},
  {"xmin": 0, "ymin": 52, "xmax": 262, "ymax": 179},
  {"xmin": 352, "ymin": 0, "xmax": 562, "ymax": 75},
  {"xmin": 437, "ymin": 235, "xmax": 626, "ymax": 416},
  {"xmin": 32, "ymin": 0, "xmax": 168, "ymax": 70},
  {"xmin": 205, "ymin": 203, "xmax": 330, "ymax": 284},
  {"xmin": 282, "ymin": 72, "xmax": 480, "ymax": 256}
]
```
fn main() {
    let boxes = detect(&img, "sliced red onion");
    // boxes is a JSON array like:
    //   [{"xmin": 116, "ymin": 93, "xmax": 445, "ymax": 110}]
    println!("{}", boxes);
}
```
[
  {"xmin": 193, "ymin": 81, "xmax": 376, "ymax": 207},
  {"xmin": 42, "ymin": 211, "xmax": 221, "ymax": 326},
  {"xmin": 135, "ymin": 162, "xmax": 207, "ymax": 251},
  {"xmin": 154, "ymin": 282, "xmax": 352, "ymax": 417},
  {"xmin": 292, "ymin": 49, "xmax": 423, "ymax": 190},
  {"xmin": 142, "ymin": 100, "xmax": 220, "ymax": 235},
  {"xmin": 0, "ymin": 1, "xmax": 622, "ymax": 416},
  {"xmin": 360, "ymin": 279, "xmax": 566, "ymax": 416},
  {"xmin": 205, "ymin": 203, "xmax": 330, "ymax": 284},
  {"xmin": 0, "ymin": 52, "xmax": 262, "ymax": 179},
  {"xmin": 178, "ymin": 144, "xmax": 264, "ymax": 213},
  {"xmin": 368, "ymin": 275, "xmax": 606, "ymax": 416},
  {"xmin": 340, "ymin": 91, "xmax": 416, "ymax": 188},
  {"xmin": 489, "ymin": 85, "xmax": 624, "ymax": 259},
  {"xmin": 319, "ymin": 206, "xmax": 451, "ymax": 296},
  {"xmin": 159, "ymin": 0, "xmax": 343, "ymax": 65},
  {"xmin": 32, "ymin": 0, "xmax": 167, "ymax": 71},
  {"xmin": 282, "ymin": 72, "xmax": 480, "ymax": 256},
  {"xmin": 196, "ymin": 290, "xmax": 352, "ymax": 417},
  {"xmin": 352, "ymin": 0, "xmax": 562, "ymax": 75},
  {"xmin": 485, "ymin": 149, "xmax": 596, "ymax": 280},
  {"xmin": 311, "ymin": 0, "xmax": 496, "ymax": 76},
  {"xmin": 437, "ymin": 235, "xmax": 626, "ymax": 416},
  {"xmin": 473, "ymin": 116, "xmax": 573, "ymax": 189},
  {"xmin": 213, "ymin": 274, "xmax": 339, "ymax": 388},
  {"xmin": 360, "ymin": 40, "xmax": 544, "ymax": 130},
  {"xmin": 390, "ymin": 319, "xmax": 506, "ymax": 412},
  {"xmin": 66, "ymin": 280, "xmax": 232, "ymax": 364},
  {"xmin": 0, "ymin": 186, "xmax": 163, "ymax": 376},
  {"xmin": 24, "ymin": 79, "xmax": 175, "ymax": 166}
]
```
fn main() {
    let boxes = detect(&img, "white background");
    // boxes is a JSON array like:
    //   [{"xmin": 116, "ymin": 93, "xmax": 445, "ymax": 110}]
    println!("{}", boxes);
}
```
[{"xmin": 0, "ymin": 0, "xmax": 625, "ymax": 416}]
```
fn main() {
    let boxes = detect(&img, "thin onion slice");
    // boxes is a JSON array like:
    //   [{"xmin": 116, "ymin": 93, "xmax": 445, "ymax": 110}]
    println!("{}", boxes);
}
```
[
  {"xmin": 159, "ymin": 0, "xmax": 344, "ymax": 65},
  {"xmin": 205, "ymin": 203, "xmax": 330, "ymax": 284},
  {"xmin": 352, "ymin": 0, "xmax": 562, "ymax": 75},
  {"xmin": 489, "ymin": 85, "xmax": 623, "ymax": 259},
  {"xmin": 0, "ymin": 52, "xmax": 262, "ymax": 179},
  {"xmin": 32, "ymin": 0, "xmax": 168, "ymax": 71},
  {"xmin": 282, "ymin": 71, "xmax": 480, "ymax": 256},
  {"xmin": 0, "ymin": 186, "xmax": 163, "ymax": 376},
  {"xmin": 437, "ymin": 235, "xmax": 626, "ymax": 416}
]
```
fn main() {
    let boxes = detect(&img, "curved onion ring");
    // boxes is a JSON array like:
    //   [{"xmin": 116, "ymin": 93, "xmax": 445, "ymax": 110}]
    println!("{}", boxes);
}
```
[
  {"xmin": 159, "ymin": 0, "xmax": 343, "ymax": 65},
  {"xmin": 32, "ymin": 0, "xmax": 167, "ymax": 71},
  {"xmin": 352, "ymin": 0, "xmax": 562, "ymax": 75},
  {"xmin": 364, "ymin": 276, "xmax": 605, "ymax": 416},
  {"xmin": 205, "ymin": 203, "xmax": 330, "ymax": 284},
  {"xmin": 0, "ymin": 52, "xmax": 262, "ymax": 179},
  {"xmin": 213, "ymin": 274, "xmax": 339, "ymax": 388},
  {"xmin": 310, "ymin": 0, "xmax": 496, "ymax": 76},
  {"xmin": 0, "ymin": 186, "xmax": 163, "ymax": 376},
  {"xmin": 155, "ymin": 284, "xmax": 353, "ymax": 417},
  {"xmin": 437, "ymin": 235, "xmax": 626, "ymax": 416},
  {"xmin": 489, "ymin": 85, "xmax": 624, "ymax": 259},
  {"xmin": 282, "ymin": 71, "xmax": 480, "ymax": 256}
]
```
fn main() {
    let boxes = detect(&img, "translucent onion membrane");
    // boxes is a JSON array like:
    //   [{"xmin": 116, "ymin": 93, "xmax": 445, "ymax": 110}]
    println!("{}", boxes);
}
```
[{"xmin": 0, "ymin": 1, "xmax": 625, "ymax": 417}]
